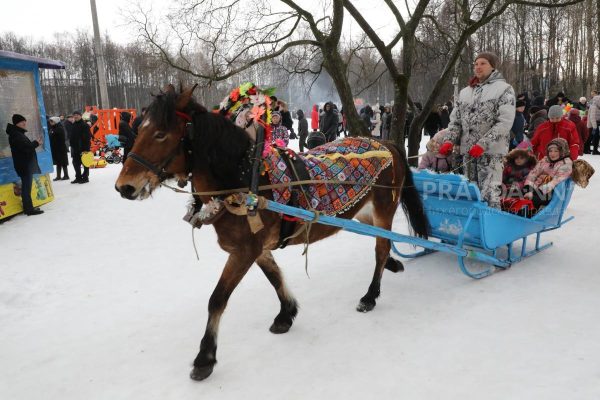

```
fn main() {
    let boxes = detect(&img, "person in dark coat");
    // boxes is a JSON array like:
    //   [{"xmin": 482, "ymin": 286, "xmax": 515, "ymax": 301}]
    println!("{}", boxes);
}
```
[
  {"xmin": 510, "ymin": 100, "xmax": 527, "ymax": 149},
  {"xmin": 48, "ymin": 117, "xmax": 69, "ymax": 181},
  {"xmin": 296, "ymin": 109, "xmax": 309, "ymax": 152},
  {"xmin": 573, "ymin": 97, "xmax": 587, "ymax": 112},
  {"xmin": 517, "ymin": 92, "xmax": 531, "ymax": 122},
  {"xmin": 70, "ymin": 110, "xmax": 91, "ymax": 184},
  {"xmin": 527, "ymin": 107, "xmax": 547, "ymax": 139},
  {"xmin": 531, "ymin": 91, "xmax": 545, "ymax": 108},
  {"xmin": 63, "ymin": 114, "xmax": 74, "ymax": 150},
  {"xmin": 546, "ymin": 91, "xmax": 571, "ymax": 107},
  {"xmin": 439, "ymin": 105, "xmax": 450, "ymax": 129},
  {"xmin": 132, "ymin": 107, "xmax": 146, "ymax": 135},
  {"xmin": 118, "ymin": 111, "xmax": 136, "ymax": 162},
  {"xmin": 381, "ymin": 105, "xmax": 392, "ymax": 140},
  {"xmin": 423, "ymin": 109, "xmax": 441, "ymax": 136},
  {"xmin": 359, "ymin": 105, "xmax": 373, "ymax": 133},
  {"xmin": 278, "ymin": 100, "xmax": 296, "ymax": 139},
  {"xmin": 320, "ymin": 102, "xmax": 339, "ymax": 142},
  {"xmin": 5, "ymin": 114, "xmax": 44, "ymax": 215}
]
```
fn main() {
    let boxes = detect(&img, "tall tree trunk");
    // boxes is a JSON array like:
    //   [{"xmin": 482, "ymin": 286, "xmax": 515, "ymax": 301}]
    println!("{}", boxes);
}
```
[{"xmin": 322, "ymin": 45, "xmax": 370, "ymax": 137}]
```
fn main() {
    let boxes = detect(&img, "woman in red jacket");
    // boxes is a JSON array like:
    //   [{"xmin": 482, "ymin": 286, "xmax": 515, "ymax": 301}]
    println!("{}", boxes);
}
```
[
  {"xmin": 310, "ymin": 104, "xmax": 319, "ymax": 131},
  {"xmin": 530, "ymin": 105, "xmax": 580, "ymax": 160}
]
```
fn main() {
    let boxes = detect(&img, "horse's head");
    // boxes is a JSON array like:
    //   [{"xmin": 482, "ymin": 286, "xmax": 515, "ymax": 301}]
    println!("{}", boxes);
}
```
[{"xmin": 115, "ymin": 84, "xmax": 198, "ymax": 200}]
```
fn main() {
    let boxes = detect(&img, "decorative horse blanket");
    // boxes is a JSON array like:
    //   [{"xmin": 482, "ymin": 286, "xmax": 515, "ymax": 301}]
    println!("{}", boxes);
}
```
[{"xmin": 264, "ymin": 137, "xmax": 393, "ymax": 216}]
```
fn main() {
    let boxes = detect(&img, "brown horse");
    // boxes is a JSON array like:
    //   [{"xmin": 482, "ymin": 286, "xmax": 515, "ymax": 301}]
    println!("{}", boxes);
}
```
[{"xmin": 115, "ymin": 85, "xmax": 429, "ymax": 381}]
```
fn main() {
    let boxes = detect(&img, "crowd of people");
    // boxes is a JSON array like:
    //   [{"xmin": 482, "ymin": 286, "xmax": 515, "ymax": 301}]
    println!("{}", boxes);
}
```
[
  {"xmin": 5, "ymin": 108, "xmax": 143, "ymax": 217},
  {"xmin": 416, "ymin": 51, "xmax": 596, "ymax": 215},
  {"xmin": 7, "ymin": 59, "xmax": 597, "ymax": 219}
]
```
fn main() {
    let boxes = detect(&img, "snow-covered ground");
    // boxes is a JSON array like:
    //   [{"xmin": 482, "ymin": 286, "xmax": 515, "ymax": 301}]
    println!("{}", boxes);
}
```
[{"xmin": 2, "ymin": 137, "xmax": 600, "ymax": 400}]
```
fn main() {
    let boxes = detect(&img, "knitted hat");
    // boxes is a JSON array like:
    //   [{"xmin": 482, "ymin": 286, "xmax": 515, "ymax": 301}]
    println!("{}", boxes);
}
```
[
  {"xmin": 475, "ymin": 52, "xmax": 499, "ymax": 69},
  {"xmin": 12, "ymin": 114, "xmax": 26, "ymax": 124},
  {"xmin": 49, "ymin": 116, "xmax": 61, "ymax": 124},
  {"xmin": 548, "ymin": 105, "xmax": 563, "ymax": 119},
  {"xmin": 271, "ymin": 111, "xmax": 281, "ymax": 119},
  {"xmin": 579, "ymin": 96, "xmax": 587, "ymax": 103},
  {"xmin": 516, "ymin": 100, "xmax": 526, "ymax": 108},
  {"xmin": 72, "ymin": 110, "xmax": 82, "ymax": 116},
  {"xmin": 569, "ymin": 108, "xmax": 580, "ymax": 117}
]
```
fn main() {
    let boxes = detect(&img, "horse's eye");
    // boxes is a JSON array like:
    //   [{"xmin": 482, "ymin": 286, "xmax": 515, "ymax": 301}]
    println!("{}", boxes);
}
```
[{"xmin": 154, "ymin": 131, "xmax": 167, "ymax": 140}]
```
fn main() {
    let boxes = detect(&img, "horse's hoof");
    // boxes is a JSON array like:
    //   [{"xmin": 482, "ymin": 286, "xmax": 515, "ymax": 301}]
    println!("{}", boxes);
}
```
[
  {"xmin": 384, "ymin": 257, "xmax": 404, "ymax": 273},
  {"xmin": 356, "ymin": 300, "xmax": 375, "ymax": 313},
  {"xmin": 269, "ymin": 321, "xmax": 292, "ymax": 334},
  {"xmin": 190, "ymin": 365, "xmax": 214, "ymax": 381}
]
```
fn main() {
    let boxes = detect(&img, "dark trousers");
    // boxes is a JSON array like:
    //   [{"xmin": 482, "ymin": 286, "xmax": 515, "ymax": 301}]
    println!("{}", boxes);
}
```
[
  {"xmin": 19, "ymin": 173, "xmax": 34, "ymax": 213},
  {"xmin": 72, "ymin": 153, "xmax": 89, "ymax": 180},
  {"xmin": 298, "ymin": 132, "xmax": 308, "ymax": 152},
  {"xmin": 584, "ymin": 128, "xmax": 593, "ymax": 153},
  {"xmin": 531, "ymin": 189, "xmax": 551, "ymax": 209},
  {"xmin": 56, "ymin": 164, "xmax": 68, "ymax": 178},
  {"xmin": 593, "ymin": 127, "xmax": 600, "ymax": 153}
]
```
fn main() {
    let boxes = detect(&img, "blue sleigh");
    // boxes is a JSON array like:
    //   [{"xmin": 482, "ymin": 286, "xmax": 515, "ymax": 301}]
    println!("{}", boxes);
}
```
[{"xmin": 265, "ymin": 169, "xmax": 575, "ymax": 279}]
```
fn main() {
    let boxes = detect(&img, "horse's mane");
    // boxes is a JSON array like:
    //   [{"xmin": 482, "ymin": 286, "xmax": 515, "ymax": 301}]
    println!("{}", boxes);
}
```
[
  {"xmin": 147, "ymin": 88, "xmax": 254, "ymax": 189},
  {"xmin": 191, "ymin": 105, "xmax": 254, "ymax": 189}
]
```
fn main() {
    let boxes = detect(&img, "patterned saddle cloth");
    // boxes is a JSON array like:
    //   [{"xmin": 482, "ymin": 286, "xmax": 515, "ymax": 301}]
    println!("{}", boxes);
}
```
[{"xmin": 264, "ymin": 137, "xmax": 393, "ymax": 216}]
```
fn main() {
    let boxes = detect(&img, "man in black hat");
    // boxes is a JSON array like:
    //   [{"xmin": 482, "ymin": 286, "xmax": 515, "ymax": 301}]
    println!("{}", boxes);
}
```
[
  {"xmin": 70, "ymin": 110, "xmax": 91, "ymax": 183},
  {"xmin": 5, "ymin": 114, "xmax": 44, "ymax": 215}
]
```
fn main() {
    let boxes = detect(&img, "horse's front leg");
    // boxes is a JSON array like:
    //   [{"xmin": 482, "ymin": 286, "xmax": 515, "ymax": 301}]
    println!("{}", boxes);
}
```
[
  {"xmin": 190, "ymin": 251, "xmax": 258, "ymax": 381},
  {"xmin": 256, "ymin": 250, "xmax": 299, "ymax": 334}
]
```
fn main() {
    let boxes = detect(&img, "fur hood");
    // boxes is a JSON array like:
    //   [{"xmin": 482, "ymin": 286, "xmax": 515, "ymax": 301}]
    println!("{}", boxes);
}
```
[{"xmin": 504, "ymin": 148, "xmax": 537, "ymax": 168}]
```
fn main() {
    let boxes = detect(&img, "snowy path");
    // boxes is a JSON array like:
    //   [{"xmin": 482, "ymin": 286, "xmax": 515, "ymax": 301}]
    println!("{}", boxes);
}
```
[{"xmin": 2, "ymin": 140, "xmax": 600, "ymax": 399}]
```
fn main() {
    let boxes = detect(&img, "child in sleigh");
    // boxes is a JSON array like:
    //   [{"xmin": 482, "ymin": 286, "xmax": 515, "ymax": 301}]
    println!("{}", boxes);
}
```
[{"xmin": 522, "ymin": 137, "xmax": 573, "ymax": 210}]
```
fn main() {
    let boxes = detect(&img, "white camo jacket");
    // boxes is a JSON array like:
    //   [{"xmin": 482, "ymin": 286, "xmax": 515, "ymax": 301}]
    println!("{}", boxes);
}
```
[{"xmin": 446, "ymin": 70, "xmax": 516, "ymax": 156}]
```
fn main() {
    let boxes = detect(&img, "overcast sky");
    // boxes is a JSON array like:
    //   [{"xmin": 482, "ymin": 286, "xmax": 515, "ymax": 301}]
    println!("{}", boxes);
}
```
[{"xmin": 0, "ymin": 0, "xmax": 399, "ymax": 45}]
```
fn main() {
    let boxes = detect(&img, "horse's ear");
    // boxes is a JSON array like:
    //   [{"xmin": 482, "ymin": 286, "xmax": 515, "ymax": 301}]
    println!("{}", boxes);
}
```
[
  {"xmin": 183, "ymin": 83, "xmax": 198, "ymax": 96},
  {"xmin": 177, "ymin": 84, "xmax": 199, "ymax": 108},
  {"xmin": 163, "ymin": 84, "xmax": 175, "ymax": 94}
]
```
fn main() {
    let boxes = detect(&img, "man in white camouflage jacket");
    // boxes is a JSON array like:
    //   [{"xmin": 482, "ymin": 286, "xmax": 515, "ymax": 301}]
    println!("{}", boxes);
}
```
[{"xmin": 439, "ymin": 52, "xmax": 516, "ymax": 208}]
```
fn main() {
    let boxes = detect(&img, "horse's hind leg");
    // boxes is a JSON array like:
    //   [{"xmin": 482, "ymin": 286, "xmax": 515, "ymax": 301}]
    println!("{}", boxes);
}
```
[
  {"xmin": 356, "ymin": 234, "xmax": 392, "ymax": 312},
  {"xmin": 190, "ymin": 251, "xmax": 258, "ymax": 381},
  {"xmin": 356, "ymin": 200, "xmax": 402, "ymax": 312},
  {"xmin": 256, "ymin": 250, "xmax": 299, "ymax": 334}
]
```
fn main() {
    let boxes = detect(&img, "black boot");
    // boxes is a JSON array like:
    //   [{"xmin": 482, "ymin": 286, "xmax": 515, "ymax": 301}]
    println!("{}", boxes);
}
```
[{"xmin": 25, "ymin": 208, "xmax": 44, "ymax": 216}]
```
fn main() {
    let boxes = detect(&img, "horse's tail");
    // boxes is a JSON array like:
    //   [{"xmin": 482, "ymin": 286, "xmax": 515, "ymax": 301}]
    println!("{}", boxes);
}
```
[{"xmin": 391, "ymin": 143, "xmax": 430, "ymax": 239}]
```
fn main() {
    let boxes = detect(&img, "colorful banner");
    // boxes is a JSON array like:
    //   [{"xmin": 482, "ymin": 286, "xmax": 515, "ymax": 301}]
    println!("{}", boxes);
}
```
[{"xmin": 0, "ymin": 174, "xmax": 54, "ymax": 220}]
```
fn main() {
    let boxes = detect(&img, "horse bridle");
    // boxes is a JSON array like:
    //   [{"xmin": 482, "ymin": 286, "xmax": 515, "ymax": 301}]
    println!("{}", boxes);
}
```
[{"xmin": 127, "ymin": 110, "xmax": 193, "ymax": 182}]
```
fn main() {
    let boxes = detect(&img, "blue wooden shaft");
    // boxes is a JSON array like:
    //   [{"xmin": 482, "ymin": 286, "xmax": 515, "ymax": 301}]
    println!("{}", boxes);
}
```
[{"xmin": 265, "ymin": 200, "xmax": 468, "ymax": 257}]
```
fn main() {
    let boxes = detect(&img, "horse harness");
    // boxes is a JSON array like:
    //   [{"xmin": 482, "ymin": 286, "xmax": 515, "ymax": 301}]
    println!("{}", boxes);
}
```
[
  {"xmin": 128, "ymin": 110, "xmax": 195, "ymax": 183},
  {"xmin": 136, "ymin": 109, "xmax": 309, "ymax": 247},
  {"xmin": 274, "ymin": 147, "xmax": 311, "ymax": 249}
]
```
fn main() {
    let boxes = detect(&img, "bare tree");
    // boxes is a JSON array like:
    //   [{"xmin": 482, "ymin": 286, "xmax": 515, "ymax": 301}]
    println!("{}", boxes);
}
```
[{"xmin": 344, "ymin": 0, "xmax": 586, "ymax": 165}]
